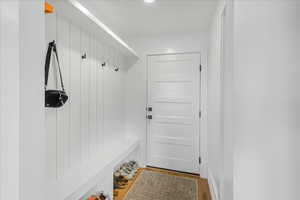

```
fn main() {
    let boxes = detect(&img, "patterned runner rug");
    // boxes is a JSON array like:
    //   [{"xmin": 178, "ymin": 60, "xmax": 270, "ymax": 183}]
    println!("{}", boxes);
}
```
[{"xmin": 124, "ymin": 169, "xmax": 198, "ymax": 200}]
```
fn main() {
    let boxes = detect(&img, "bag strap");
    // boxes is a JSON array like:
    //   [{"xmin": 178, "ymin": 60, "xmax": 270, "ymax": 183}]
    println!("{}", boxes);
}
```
[
  {"xmin": 44, "ymin": 41, "xmax": 53, "ymax": 89},
  {"xmin": 45, "ymin": 40, "xmax": 65, "ymax": 91}
]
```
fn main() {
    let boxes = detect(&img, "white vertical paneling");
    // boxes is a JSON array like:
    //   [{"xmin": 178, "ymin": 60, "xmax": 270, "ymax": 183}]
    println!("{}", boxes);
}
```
[
  {"xmin": 103, "ymin": 66, "xmax": 126, "ymax": 146},
  {"xmin": 89, "ymin": 37, "xmax": 98, "ymax": 156},
  {"xmin": 80, "ymin": 31, "xmax": 90, "ymax": 162},
  {"xmin": 45, "ymin": 13, "xmax": 129, "ymax": 199},
  {"xmin": 45, "ymin": 13, "xmax": 58, "ymax": 181},
  {"xmin": 56, "ymin": 15, "xmax": 70, "ymax": 178},
  {"xmin": 96, "ymin": 42, "xmax": 104, "ymax": 153},
  {"xmin": 69, "ymin": 23, "xmax": 82, "ymax": 167},
  {"xmin": 115, "ymin": 70, "xmax": 126, "ymax": 141},
  {"xmin": 103, "ymin": 67, "xmax": 112, "ymax": 145}
]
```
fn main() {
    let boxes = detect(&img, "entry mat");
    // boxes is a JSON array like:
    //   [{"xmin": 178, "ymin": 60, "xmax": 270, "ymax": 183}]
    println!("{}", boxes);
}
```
[{"xmin": 124, "ymin": 169, "xmax": 198, "ymax": 200}]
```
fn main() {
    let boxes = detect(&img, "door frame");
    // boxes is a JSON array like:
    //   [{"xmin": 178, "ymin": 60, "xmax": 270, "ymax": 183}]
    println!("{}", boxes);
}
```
[{"xmin": 145, "ymin": 52, "xmax": 204, "ymax": 174}]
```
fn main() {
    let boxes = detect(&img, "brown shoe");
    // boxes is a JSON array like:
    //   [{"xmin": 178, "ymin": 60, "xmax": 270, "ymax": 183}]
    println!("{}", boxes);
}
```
[
  {"xmin": 113, "ymin": 190, "xmax": 119, "ymax": 197},
  {"xmin": 116, "ymin": 175, "xmax": 129, "ymax": 183}
]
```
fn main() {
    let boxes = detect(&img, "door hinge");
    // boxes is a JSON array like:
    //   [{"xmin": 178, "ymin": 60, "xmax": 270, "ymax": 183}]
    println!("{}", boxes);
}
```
[
  {"xmin": 199, "ymin": 64, "xmax": 202, "ymax": 72},
  {"xmin": 199, "ymin": 110, "xmax": 202, "ymax": 118},
  {"xmin": 199, "ymin": 157, "xmax": 202, "ymax": 165}
]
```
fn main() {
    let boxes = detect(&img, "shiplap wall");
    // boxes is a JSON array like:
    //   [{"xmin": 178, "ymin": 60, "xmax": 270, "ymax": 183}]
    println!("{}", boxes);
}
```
[{"xmin": 45, "ymin": 13, "xmax": 126, "ymax": 196}]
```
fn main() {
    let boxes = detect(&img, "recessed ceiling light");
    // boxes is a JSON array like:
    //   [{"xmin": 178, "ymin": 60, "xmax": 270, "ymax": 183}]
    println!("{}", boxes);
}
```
[{"xmin": 144, "ymin": 0, "xmax": 156, "ymax": 3}]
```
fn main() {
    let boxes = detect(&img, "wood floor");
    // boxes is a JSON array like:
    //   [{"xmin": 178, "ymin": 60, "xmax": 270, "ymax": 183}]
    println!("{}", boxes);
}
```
[
  {"xmin": 114, "ymin": 167, "xmax": 211, "ymax": 200},
  {"xmin": 114, "ymin": 168, "xmax": 144, "ymax": 200}
]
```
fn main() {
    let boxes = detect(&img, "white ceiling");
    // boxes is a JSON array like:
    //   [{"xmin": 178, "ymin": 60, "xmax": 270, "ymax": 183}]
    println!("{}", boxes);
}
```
[{"xmin": 78, "ymin": 0, "xmax": 218, "ymax": 38}]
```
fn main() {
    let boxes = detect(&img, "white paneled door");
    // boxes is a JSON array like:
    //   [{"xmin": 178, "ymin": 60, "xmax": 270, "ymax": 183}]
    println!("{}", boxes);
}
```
[{"xmin": 147, "ymin": 53, "xmax": 201, "ymax": 174}]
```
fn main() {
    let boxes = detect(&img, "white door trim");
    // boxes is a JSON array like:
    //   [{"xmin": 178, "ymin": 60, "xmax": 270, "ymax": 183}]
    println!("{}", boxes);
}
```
[{"xmin": 146, "ymin": 52, "xmax": 202, "ymax": 174}]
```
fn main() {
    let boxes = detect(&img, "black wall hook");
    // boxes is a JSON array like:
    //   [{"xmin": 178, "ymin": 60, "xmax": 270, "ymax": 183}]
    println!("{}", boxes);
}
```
[
  {"xmin": 102, "ymin": 62, "xmax": 106, "ymax": 67},
  {"xmin": 114, "ymin": 67, "xmax": 119, "ymax": 72},
  {"xmin": 81, "ymin": 53, "xmax": 87, "ymax": 59}
]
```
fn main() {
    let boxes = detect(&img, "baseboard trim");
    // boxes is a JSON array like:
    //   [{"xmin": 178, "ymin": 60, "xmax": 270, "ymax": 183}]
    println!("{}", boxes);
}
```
[
  {"xmin": 207, "ymin": 168, "xmax": 219, "ymax": 200},
  {"xmin": 146, "ymin": 166, "xmax": 200, "ymax": 176}
]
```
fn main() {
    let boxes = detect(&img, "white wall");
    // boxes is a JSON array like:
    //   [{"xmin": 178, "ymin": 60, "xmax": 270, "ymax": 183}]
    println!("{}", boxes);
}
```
[
  {"xmin": 0, "ymin": 1, "xmax": 45, "ymax": 200},
  {"xmin": 0, "ymin": 1, "xmax": 20, "ymax": 199},
  {"xmin": 125, "ymin": 32, "xmax": 208, "ymax": 176},
  {"xmin": 45, "ymin": 13, "xmax": 127, "ymax": 199},
  {"xmin": 207, "ymin": 0, "xmax": 234, "ymax": 200},
  {"xmin": 233, "ymin": 1, "xmax": 300, "ymax": 200},
  {"xmin": 207, "ymin": 5, "xmax": 224, "ymax": 199},
  {"xmin": 19, "ymin": 1, "xmax": 46, "ymax": 200}
]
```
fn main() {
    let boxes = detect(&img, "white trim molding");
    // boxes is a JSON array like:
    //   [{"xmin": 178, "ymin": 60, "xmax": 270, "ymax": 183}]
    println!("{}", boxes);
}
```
[{"xmin": 208, "ymin": 168, "xmax": 220, "ymax": 200}]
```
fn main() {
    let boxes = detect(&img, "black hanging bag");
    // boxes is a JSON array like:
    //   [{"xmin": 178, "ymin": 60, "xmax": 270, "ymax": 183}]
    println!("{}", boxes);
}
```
[{"xmin": 45, "ymin": 40, "xmax": 68, "ymax": 108}]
